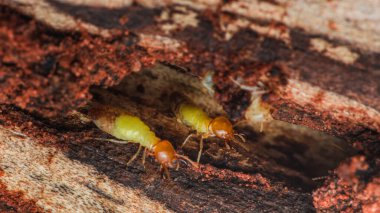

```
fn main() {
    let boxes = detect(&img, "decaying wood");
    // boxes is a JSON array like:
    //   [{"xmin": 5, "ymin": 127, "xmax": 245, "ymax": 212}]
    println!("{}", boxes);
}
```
[
  {"xmin": 0, "ymin": 128, "xmax": 171, "ymax": 212},
  {"xmin": 0, "ymin": 0, "xmax": 379, "ymax": 212},
  {"xmin": 0, "ymin": 106, "xmax": 316, "ymax": 212}
]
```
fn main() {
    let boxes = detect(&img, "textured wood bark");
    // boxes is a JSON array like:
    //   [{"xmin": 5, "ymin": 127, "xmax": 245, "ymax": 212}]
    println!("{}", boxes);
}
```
[{"xmin": 0, "ymin": 0, "xmax": 379, "ymax": 212}]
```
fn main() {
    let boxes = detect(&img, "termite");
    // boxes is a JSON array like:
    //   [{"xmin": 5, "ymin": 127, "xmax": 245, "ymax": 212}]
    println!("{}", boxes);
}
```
[
  {"xmin": 88, "ymin": 104, "xmax": 196, "ymax": 178},
  {"xmin": 229, "ymin": 77, "xmax": 272, "ymax": 132},
  {"xmin": 173, "ymin": 98, "xmax": 247, "ymax": 163}
]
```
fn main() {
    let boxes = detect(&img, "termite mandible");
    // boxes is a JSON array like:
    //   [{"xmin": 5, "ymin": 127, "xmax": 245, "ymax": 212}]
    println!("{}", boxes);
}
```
[
  {"xmin": 173, "ymin": 100, "xmax": 246, "ymax": 163},
  {"xmin": 88, "ymin": 104, "xmax": 196, "ymax": 178}
]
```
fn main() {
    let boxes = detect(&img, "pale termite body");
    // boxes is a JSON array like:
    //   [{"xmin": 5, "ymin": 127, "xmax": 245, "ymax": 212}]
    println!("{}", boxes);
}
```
[
  {"xmin": 175, "ymin": 102, "xmax": 246, "ymax": 163},
  {"xmin": 89, "ymin": 104, "xmax": 195, "ymax": 178}
]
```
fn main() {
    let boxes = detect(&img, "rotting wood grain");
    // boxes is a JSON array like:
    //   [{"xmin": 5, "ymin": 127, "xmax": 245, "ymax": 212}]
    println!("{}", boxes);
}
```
[
  {"xmin": 0, "ymin": 128, "xmax": 172, "ymax": 213},
  {"xmin": 0, "ymin": 3, "xmax": 378, "ymax": 143},
  {"xmin": 0, "ymin": 1, "xmax": 380, "ymax": 212}
]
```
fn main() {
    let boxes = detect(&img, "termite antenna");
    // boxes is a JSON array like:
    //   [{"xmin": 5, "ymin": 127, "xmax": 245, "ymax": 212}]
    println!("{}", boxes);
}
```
[
  {"xmin": 229, "ymin": 77, "xmax": 257, "ymax": 91},
  {"xmin": 229, "ymin": 76, "xmax": 268, "ymax": 95},
  {"xmin": 176, "ymin": 154, "xmax": 199, "ymax": 168},
  {"xmin": 229, "ymin": 76, "xmax": 269, "ymax": 102},
  {"xmin": 312, "ymin": 176, "xmax": 329, "ymax": 181}
]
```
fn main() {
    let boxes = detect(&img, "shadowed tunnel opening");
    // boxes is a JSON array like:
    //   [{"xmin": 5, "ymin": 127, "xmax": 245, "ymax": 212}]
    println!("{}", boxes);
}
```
[{"xmin": 87, "ymin": 63, "xmax": 356, "ymax": 191}]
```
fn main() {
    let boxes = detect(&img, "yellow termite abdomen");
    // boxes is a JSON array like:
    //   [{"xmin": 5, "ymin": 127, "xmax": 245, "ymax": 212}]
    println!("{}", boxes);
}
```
[
  {"xmin": 177, "ymin": 103, "xmax": 212, "ymax": 134},
  {"xmin": 111, "ymin": 115, "xmax": 160, "ymax": 149},
  {"xmin": 91, "ymin": 105, "xmax": 160, "ymax": 149}
]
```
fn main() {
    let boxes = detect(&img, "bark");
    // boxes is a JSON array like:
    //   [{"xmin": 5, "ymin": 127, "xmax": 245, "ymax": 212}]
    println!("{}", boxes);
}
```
[{"xmin": 0, "ymin": 0, "xmax": 379, "ymax": 212}]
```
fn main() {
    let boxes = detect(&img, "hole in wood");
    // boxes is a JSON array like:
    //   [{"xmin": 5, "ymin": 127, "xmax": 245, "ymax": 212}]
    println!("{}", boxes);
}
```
[{"xmin": 88, "ymin": 63, "xmax": 356, "ymax": 191}]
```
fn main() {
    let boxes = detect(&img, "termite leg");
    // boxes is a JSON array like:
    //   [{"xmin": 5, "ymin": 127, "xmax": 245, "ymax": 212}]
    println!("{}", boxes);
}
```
[
  {"xmin": 234, "ymin": 133, "xmax": 246, "ymax": 143},
  {"xmin": 224, "ymin": 140, "xmax": 231, "ymax": 150},
  {"xmin": 260, "ymin": 121, "xmax": 264, "ymax": 132},
  {"xmin": 197, "ymin": 135, "xmax": 205, "ymax": 163},
  {"xmin": 127, "ymin": 144, "xmax": 142, "ymax": 166},
  {"xmin": 142, "ymin": 147, "xmax": 147, "ymax": 169},
  {"xmin": 91, "ymin": 138, "xmax": 130, "ymax": 144},
  {"xmin": 181, "ymin": 133, "xmax": 197, "ymax": 148},
  {"xmin": 164, "ymin": 167, "xmax": 171, "ymax": 179},
  {"xmin": 231, "ymin": 136, "xmax": 250, "ymax": 151},
  {"xmin": 160, "ymin": 165, "xmax": 171, "ymax": 179}
]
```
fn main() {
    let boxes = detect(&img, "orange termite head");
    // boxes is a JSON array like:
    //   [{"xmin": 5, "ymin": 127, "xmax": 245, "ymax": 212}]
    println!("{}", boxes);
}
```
[
  {"xmin": 152, "ymin": 140, "xmax": 179, "ymax": 169},
  {"xmin": 209, "ymin": 116, "xmax": 234, "ymax": 140},
  {"xmin": 209, "ymin": 116, "xmax": 247, "ymax": 147},
  {"xmin": 152, "ymin": 140, "xmax": 198, "ymax": 171}
]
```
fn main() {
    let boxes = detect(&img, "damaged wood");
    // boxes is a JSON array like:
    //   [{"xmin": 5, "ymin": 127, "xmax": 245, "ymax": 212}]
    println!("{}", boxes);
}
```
[
  {"xmin": 0, "ymin": 107, "xmax": 315, "ymax": 212},
  {"xmin": 313, "ymin": 156, "xmax": 380, "ymax": 212},
  {"xmin": 0, "ymin": 0, "xmax": 379, "ymax": 212}
]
